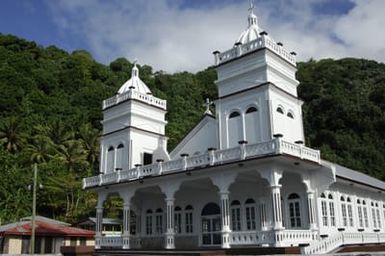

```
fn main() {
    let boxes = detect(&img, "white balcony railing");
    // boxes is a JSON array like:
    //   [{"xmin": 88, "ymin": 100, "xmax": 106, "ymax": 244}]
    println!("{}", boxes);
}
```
[
  {"xmin": 230, "ymin": 230, "xmax": 274, "ymax": 245},
  {"xmin": 103, "ymin": 89, "xmax": 166, "ymax": 110},
  {"xmin": 99, "ymin": 236, "xmax": 123, "ymax": 247},
  {"xmin": 301, "ymin": 232, "xmax": 385, "ymax": 254},
  {"xmin": 217, "ymin": 35, "xmax": 296, "ymax": 66},
  {"xmin": 83, "ymin": 138, "xmax": 321, "ymax": 189}
]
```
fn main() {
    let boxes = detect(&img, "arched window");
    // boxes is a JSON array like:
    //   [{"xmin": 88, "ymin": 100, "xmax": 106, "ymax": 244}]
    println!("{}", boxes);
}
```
[
  {"xmin": 107, "ymin": 146, "xmax": 115, "ymax": 173},
  {"xmin": 185, "ymin": 205, "xmax": 193, "ymax": 233},
  {"xmin": 245, "ymin": 198, "xmax": 256, "ymax": 230},
  {"xmin": 174, "ymin": 206, "xmax": 182, "ymax": 233},
  {"xmin": 346, "ymin": 197, "xmax": 353, "ymax": 227},
  {"xmin": 328, "ymin": 194, "xmax": 336, "ymax": 226},
  {"xmin": 287, "ymin": 111, "xmax": 294, "ymax": 119},
  {"xmin": 320, "ymin": 193, "xmax": 328, "ymax": 226},
  {"xmin": 130, "ymin": 210, "xmax": 137, "ymax": 235},
  {"xmin": 155, "ymin": 208, "xmax": 163, "ymax": 234},
  {"xmin": 362, "ymin": 200, "xmax": 369, "ymax": 227},
  {"xmin": 228, "ymin": 111, "xmax": 242, "ymax": 147},
  {"xmin": 340, "ymin": 196, "xmax": 347, "ymax": 227},
  {"xmin": 245, "ymin": 106, "xmax": 259, "ymax": 144},
  {"xmin": 229, "ymin": 111, "xmax": 240, "ymax": 118},
  {"xmin": 230, "ymin": 200, "xmax": 241, "ymax": 231},
  {"xmin": 146, "ymin": 209, "xmax": 153, "ymax": 235},
  {"xmin": 116, "ymin": 143, "xmax": 125, "ymax": 170},
  {"xmin": 276, "ymin": 107, "xmax": 284, "ymax": 114},
  {"xmin": 246, "ymin": 107, "xmax": 257, "ymax": 114},
  {"xmin": 288, "ymin": 193, "xmax": 301, "ymax": 228},
  {"xmin": 357, "ymin": 200, "xmax": 364, "ymax": 228},
  {"xmin": 371, "ymin": 201, "xmax": 381, "ymax": 229}
]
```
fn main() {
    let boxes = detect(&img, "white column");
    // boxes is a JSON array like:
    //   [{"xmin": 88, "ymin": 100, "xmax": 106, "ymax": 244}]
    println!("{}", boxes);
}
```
[
  {"xmin": 165, "ymin": 198, "xmax": 175, "ymax": 249},
  {"xmin": 122, "ymin": 202, "xmax": 131, "ymax": 249},
  {"xmin": 271, "ymin": 184, "xmax": 283, "ymax": 230},
  {"xmin": 307, "ymin": 190, "xmax": 317, "ymax": 230},
  {"xmin": 95, "ymin": 206, "xmax": 103, "ymax": 249},
  {"xmin": 219, "ymin": 190, "xmax": 231, "ymax": 248}
]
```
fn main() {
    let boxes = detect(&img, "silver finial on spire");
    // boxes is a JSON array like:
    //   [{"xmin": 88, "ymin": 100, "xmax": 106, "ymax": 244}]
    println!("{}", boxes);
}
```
[
  {"xmin": 132, "ymin": 58, "xmax": 139, "ymax": 77},
  {"xmin": 248, "ymin": 0, "xmax": 255, "ymax": 14},
  {"xmin": 203, "ymin": 98, "xmax": 214, "ymax": 115},
  {"xmin": 247, "ymin": 0, "xmax": 257, "ymax": 27}
]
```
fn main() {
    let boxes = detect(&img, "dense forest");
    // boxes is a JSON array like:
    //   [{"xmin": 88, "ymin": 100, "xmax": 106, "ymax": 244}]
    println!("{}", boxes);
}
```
[{"xmin": 0, "ymin": 34, "xmax": 384, "ymax": 225}]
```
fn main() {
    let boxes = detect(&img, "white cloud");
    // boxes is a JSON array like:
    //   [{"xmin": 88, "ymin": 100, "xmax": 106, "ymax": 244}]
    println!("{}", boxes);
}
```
[{"xmin": 46, "ymin": 0, "xmax": 385, "ymax": 73}]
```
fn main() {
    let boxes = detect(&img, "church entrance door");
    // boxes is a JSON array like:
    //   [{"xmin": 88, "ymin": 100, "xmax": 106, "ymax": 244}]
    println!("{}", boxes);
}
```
[{"xmin": 201, "ymin": 203, "xmax": 221, "ymax": 246}]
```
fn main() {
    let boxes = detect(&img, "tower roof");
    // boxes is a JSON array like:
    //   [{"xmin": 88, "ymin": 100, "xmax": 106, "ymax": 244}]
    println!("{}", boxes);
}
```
[
  {"xmin": 236, "ymin": 2, "xmax": 262, "ymax": 45},
  {"xmin": 118, "ymin": 61, "xmax": 152, "ymax": 95}
]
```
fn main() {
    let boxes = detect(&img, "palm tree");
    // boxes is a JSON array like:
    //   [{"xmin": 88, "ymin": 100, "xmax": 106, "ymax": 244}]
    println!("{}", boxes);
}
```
[
  {"xmin": 55, "ymin": 140, "xmax": 89, "ymax": 173},
  {"xmin": 26, "ymin": 135, "xmax": 53, "ymax": 164},
  {"xmin": 0, "ymin": 116, "xmax": 25, "ymax": 153},
  {"xmin": 79, "ymin": 123, "xmax": 100, "ymax": 172},
  {"xmin": 35, "ymin": 120, "xmax": 74, "ymax": 146}
]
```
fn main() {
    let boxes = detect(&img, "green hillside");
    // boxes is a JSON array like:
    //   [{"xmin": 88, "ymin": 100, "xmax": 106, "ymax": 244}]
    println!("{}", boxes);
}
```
[{"xmin": 0, "ymin": 34, "xmax": 384, "ymax": 224}]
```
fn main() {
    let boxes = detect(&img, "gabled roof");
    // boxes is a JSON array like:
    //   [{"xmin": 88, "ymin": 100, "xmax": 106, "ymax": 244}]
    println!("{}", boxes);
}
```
[
  {"xmin": 0, "ymin": 216, "xmax": 94, "ymax": 237},
  {"xmin": 169, "ymin": 114, "xmax": 217, "ymax": 159}
]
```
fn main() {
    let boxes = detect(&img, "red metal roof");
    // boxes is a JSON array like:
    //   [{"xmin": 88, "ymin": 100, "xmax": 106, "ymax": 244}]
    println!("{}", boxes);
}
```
[{"xmin": 0, "ymin": 220, "xmax": 95, "ymax": 237}]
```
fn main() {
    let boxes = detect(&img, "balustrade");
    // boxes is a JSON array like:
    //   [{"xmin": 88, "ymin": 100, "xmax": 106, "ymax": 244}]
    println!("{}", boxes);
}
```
[
  {"xmin": 103, "ymin": 90, "xmax": 166, "ymax": 110},
  {"xmin": 217, "ymin": 36, "xmax": 296, "ymax": 66},
  {"xmin": 83, "ymin": 138, "xmax": 320, "ymax": 189},
  {"xmin": 230, "ymin": 230, "xmax": 273, "ymax": 245}
]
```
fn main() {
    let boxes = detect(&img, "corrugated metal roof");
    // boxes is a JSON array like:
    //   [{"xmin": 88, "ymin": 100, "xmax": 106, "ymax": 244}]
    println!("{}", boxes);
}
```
[
  {"xmin": 323, "ymin": 160, "xmax": 385, "ymax": 191},
  {"xmin": 0, "ymin": 217, "xmax": 94, "ymax": 237}
]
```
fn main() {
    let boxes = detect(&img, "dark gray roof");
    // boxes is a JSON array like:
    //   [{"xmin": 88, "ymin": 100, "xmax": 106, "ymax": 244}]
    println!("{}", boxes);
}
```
[{"xmin": 323, "ymin": 160, "xmax": 385, "ymax": 191}]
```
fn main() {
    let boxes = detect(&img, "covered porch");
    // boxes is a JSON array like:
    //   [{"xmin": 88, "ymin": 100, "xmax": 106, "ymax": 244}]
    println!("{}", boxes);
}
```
[{"xmin": 93, "ymin": 156, "xmax": 328, "ymax": 250}]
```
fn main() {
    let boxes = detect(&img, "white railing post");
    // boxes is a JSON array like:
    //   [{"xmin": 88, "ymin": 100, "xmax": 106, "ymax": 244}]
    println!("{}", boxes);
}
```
[
  {"xmin": 238, "ymin": 140, "xmax": 248, "ymax": 160},
  {"xmin": 208, "ymin": 148, "xmax": 216, "ymax": 166},
  {"xmin": 98, "ymin": 173, "xmax": 103, "ymax": 186},
  {"xmin": 180, "ymin": 153, "xmax": 189, "ymax": 171},
  {"xmin": 135, "ymin": 164, "xmax": 142, "ymax": 178},
  {"xmin": 116, "ymin": 168, "xmax": 122, "ymax": 183},
  {"xmin": 157, "ymin": 159, "xmax": 164, "ymax": 175}
]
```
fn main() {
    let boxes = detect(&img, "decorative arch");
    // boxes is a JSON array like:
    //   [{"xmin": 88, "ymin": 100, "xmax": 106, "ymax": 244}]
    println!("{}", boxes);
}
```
[
  {"xmin": 276, "ymin": 105, "xmax": 285, "ymax": 114},
  {"xmin": 287, "ymin": 110, "xmax": 294, "ymax": 119},
  {"xmin": 229, "ymin": 111, "xmax": 241, "ymax": 118},
  {"xmin": 201, "ymin": 202, "xmax": 220, "ymax": 216}
]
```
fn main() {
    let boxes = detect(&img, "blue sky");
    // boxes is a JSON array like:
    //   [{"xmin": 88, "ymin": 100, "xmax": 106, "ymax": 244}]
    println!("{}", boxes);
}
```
[{"xmin": 1, "ymin": 0, "xmax": 384, "ymax": 72}]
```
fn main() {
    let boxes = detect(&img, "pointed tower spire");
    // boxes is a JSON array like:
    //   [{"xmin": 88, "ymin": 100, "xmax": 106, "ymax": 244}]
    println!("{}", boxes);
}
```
[
  {"xmin": 248, "ymin": 0, "xmax": 258, "ymax": 27},
  {"xmin": 132, "ymin": 58, "xmax": 139, "ymax": 77}
]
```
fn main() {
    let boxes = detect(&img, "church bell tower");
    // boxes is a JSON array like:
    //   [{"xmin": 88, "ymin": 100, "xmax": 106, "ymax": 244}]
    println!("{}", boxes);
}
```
[
  {"xmin": 213, "ymin": 4, "xmax": 305, "ymax": 149},
  {"xmin": 99, "ymin": 62, "xmax": 169, "ymax": 174}
]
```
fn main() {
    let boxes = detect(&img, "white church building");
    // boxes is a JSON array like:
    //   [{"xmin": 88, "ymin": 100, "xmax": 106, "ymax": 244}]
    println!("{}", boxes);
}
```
[{"xmin": 82, "ymin": 5, "xmax": 385, "ymax": 254}]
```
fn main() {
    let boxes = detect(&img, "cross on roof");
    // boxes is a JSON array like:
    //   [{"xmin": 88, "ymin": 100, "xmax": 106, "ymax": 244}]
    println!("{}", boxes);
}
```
[{"xmin": 203, "ymin": 98, "xmax": 214, "ymax": 115}]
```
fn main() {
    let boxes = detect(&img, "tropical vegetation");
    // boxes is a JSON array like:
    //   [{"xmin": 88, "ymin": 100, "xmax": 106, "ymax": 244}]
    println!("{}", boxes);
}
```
[{"xmin": 0, "ymin": 33, "xmax": 384, "ymax": 224}]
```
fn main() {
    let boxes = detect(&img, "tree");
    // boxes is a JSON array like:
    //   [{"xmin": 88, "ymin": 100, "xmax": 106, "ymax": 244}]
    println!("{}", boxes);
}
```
[
  {"xmin": 0, "ymin": 116, "xmax": 25, "ymax": 153},
  {"xmin": 79, "ymin": 123, "xmax": 100, "ymax": 173}
]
